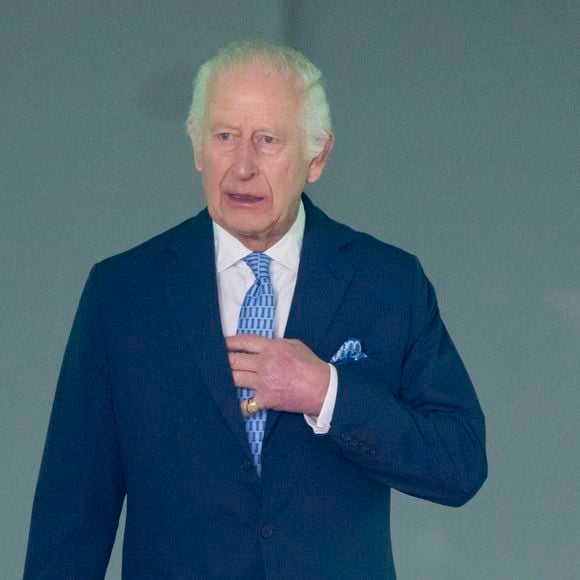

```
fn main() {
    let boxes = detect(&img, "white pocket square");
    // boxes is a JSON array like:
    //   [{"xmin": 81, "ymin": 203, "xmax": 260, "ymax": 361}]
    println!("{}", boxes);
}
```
[{"xmin": 330, "ymin": 338, "xmax": 368, "ymax": 365}]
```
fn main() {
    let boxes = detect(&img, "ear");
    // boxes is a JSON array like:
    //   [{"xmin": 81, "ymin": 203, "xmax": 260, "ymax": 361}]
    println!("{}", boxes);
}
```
[
  {"xmin": 306, "ymin": 133, "xmax": 334, "ymax": 184},
  {"xmin": 193, "ymin": 141, "xmax": 203, "ymax": 172}
]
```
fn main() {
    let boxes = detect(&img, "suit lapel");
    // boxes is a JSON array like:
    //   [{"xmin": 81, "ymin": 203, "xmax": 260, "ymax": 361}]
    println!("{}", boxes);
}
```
[
  {"xmin": 264, "ymin": 196, "xmax": 359, "ymax": 440},
  {"xmin": 162, "ymin": 211, "xmax": 251, "ymax": 457}
]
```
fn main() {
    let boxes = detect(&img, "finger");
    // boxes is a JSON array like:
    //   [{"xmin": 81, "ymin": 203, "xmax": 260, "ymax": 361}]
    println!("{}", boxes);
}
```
[
  {"xmin": 226, "ymin": 334, "xmax": 269, "ymax": 353},
  {"xmin": 232, "ymin": 370, "xmax": 259, "ymax": 390},
  {"xmin": 228, "ymin": 351, "xmax": 258, "ymax": 372}
]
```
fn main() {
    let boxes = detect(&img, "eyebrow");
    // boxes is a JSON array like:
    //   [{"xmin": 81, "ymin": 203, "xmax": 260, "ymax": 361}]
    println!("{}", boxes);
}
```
[
  {"xmin": 208, "ymin": 123, "xmax": 239, "ymax": 132},
  {"xmin": 208, "ymin": 123, "xmax": 287, "ymax": 138}
]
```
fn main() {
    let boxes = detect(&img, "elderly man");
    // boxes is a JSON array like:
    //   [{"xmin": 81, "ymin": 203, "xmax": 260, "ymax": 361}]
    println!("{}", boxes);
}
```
[{"xmin": 25, "ymin": 40, "xmax": 487, "ymax": 579}]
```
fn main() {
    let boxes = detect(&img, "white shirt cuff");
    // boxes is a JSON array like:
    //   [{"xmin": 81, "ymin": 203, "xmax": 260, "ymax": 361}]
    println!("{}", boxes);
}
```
[{"xmin": 304, "ymin": 364, "xmax": 337, "ymax": 435}]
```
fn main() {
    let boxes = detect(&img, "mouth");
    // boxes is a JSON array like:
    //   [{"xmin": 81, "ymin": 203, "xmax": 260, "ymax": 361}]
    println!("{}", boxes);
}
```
[{"xmin": 226, "ymin": 192, "xmax": 265, "ymax": 204}]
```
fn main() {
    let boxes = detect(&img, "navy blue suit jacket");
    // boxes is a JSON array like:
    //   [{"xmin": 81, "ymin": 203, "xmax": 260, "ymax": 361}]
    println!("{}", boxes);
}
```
[{"xmin": 25, "ymin": 196, "xmax": 486, "ymax": 579}]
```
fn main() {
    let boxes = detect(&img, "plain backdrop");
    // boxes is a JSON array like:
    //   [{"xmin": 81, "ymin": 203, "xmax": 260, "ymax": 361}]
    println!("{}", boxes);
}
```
[{"xmin": 2, "ymin": 1, "xmax": 579, "ymax": 578}]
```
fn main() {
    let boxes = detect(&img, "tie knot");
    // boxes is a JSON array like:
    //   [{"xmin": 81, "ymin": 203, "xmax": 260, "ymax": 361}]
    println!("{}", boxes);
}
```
[{"xmin": 244, "ymin": 252, "xmax": 272, "ymax": 281}]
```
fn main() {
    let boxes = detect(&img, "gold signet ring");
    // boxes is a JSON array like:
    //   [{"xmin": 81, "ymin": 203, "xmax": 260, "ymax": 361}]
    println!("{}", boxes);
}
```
[{"xmin": 246, "ymin": 398, "xmax": 260, "ymax": 414}]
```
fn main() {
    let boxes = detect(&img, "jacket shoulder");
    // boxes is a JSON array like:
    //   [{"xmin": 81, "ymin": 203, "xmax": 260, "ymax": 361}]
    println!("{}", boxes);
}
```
[
  {"xmin": 93, "ymin": 210, "xmax": 208, "ymax": 280},
  {"xmin": 341, "ymin": 229, "xmax": 417, "ymax": 268},
  {"xmin": 304, "ymin": 195, "xmax": 418, "ymax": 271},
  {"xmin": 315, "ymin": 210, "xmax": 419, "ymax": 276},
  {"xmin": 303, "ymin": 196, "xmax": 423, "ymax": 290}
]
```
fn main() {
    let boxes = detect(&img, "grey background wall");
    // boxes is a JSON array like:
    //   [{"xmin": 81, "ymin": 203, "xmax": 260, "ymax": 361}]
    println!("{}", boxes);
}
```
[{"xmin": 1, "ymin": 1, "xmax": 578, "ymax": 578}]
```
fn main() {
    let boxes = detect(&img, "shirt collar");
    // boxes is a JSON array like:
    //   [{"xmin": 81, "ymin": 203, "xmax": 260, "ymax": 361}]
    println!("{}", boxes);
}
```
[{"xmin": 213, "ymin": 201, "xmax": 305, "ymax": 273}]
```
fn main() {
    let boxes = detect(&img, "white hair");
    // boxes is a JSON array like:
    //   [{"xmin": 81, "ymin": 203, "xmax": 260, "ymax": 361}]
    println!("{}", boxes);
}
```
[{"xmin": 185, "ymin": 39, "xmax": 332, "ymax": 160}]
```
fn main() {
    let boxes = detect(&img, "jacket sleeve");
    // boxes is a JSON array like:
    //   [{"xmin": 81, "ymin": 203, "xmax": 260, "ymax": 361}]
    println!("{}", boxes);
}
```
[
  {"xmin": 24, "ymin": 265, "xmax": 126, "ymax": 578},
  {"xmin": 327, "ymin": 257, "xmax": 487, "ymax": 507}
]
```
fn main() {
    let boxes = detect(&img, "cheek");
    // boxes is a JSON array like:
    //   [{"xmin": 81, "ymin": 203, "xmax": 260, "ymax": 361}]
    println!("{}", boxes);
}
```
[
  {"xmin": 201, "ymin": 170, "xmax": 222, "ymax": 210},
  {"xmin": 204, "ymin": 159, "xmax": 228, "ymax": 190},
  {"xmin": 272, "ymin": 156, "xmax": 305, "ymax": 184}
]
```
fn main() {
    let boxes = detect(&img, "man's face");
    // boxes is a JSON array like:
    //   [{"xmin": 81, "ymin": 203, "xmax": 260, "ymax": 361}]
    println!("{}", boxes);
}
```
[{"xmin": 194, "ymin": 64, "xmax": 331, "ymax": 250}]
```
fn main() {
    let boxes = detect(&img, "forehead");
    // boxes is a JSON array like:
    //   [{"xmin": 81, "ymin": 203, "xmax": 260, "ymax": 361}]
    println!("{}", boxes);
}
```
[{"xmin": 206, "ymin": 64, "xmax": 304, "ymax": 128}]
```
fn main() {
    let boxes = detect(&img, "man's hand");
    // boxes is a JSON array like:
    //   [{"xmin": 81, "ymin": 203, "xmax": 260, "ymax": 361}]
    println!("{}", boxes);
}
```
[{"xmin": 226, "ymin": 335, "xmax": 330, "ymax": 416}]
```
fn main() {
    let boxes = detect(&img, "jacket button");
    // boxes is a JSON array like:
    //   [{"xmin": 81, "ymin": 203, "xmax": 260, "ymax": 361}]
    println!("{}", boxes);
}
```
[
  {"xmin": 260, "ymin": 525, "xmax": 274, "ymax": 538},
  {"xmin": 240, "ymin": 459, "xmax": 253, "ymax": 472}
]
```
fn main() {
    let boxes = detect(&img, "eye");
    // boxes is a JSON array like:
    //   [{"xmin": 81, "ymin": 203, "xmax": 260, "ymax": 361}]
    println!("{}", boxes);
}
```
[
  {"xmin": 258, "ymin": 135, "xmax": 276, "ymax": 145},
  {"xmin": 216, "ymin": 132, "xmax": 233, "ymax": 142}
]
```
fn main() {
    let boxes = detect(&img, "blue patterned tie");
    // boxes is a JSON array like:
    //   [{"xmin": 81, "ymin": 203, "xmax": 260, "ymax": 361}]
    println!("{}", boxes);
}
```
[{"xmin": 236, "ymin": 252, "xmax": 275, "ymax": 475}]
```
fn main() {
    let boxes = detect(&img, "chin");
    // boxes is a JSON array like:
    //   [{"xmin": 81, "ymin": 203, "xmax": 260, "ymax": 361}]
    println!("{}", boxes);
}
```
[{"xmin": 225, "ymin": 214, "xmax": 272, "ymax": 235}]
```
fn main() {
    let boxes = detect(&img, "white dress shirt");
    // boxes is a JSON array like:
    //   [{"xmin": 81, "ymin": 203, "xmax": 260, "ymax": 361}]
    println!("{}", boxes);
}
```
[{"xmin": 213, "ymin": 201, "xmax": 337, "ymax": 434}]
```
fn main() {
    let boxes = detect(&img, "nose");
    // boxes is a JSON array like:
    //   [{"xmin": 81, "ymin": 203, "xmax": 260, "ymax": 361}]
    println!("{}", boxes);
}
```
[{"xmin": 232, "ymin": 138, "xmax": 258, "ymax": 180}]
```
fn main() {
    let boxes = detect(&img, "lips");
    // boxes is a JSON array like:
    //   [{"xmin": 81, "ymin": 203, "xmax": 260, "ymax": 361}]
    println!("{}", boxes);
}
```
[{"xmin": 227, "ymin": 193, "xmax": 264, "ymax": 203}]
